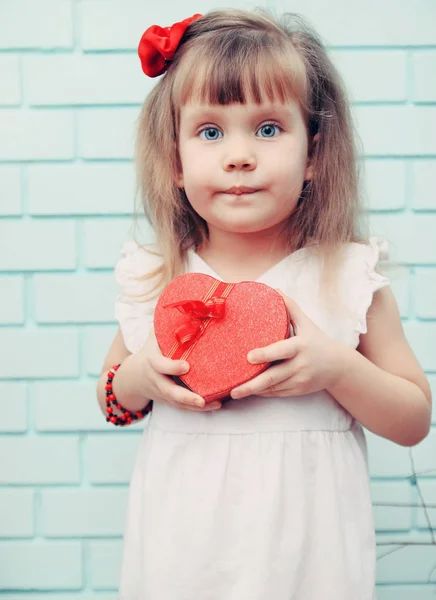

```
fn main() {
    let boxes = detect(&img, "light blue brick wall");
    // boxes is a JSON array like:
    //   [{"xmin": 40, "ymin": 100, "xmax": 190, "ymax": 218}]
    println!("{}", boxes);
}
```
[{"xmin": 0, "ymin": 0, "xmax": 435, "ymax": 596}]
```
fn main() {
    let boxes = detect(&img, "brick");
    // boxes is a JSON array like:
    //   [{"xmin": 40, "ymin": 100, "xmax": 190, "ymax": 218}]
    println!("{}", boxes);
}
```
[
  {"xmin": 371, "ymin": 482, "xmax": 413, "ymax": 531},
  {"xmin": 0, "ymin": 55, "xmax": 21, "ymax": 105},
  {"xmin": 0, "ymin": 1, "xmax": 73, "ymax": 49},
  {"xmin": 370, "ymin": 213, "xmax": 436, "ymax": 264},
  {"xmin": 273, "ymin": 0, "xmax": 436, "ymax": 45},
  {"xmin": 331, "ymin": 51, "xmax": 406, "ymax": 102},
  {"xmin": 0, "ymin": 541, "xmax": 82, "ymax": 589},
  {"xmin": 0, "ymin": 329, "xmax": 79, "ymax": 378},
  {"xmin": 415, "ymin": 481, "xmax": 436, "ymax": 532},
  {"xmin": 366, "ymin": 430, "xmax": 411, "ymax": 478},
  {"xmin": 0, "ymin": 110, "xmax": 74, "ymax": 160},
  {"xmin": 412, "ymin": 160, "xmax": 436, "ymax": 210},
  {"xmin": 0, "ymin": 165, "xmax": 21, "ymax": 215},
  {"xmin": 376, "ymin": 542, "xmax": 436, "ymax": 583},
  {"xmin": 0, "ymin": 382, "xmax": 27, "ymax": 432},
  {"xmin": 34, "ymin": 273, "xmax": 117, "ymax": 323},
  {"xmin": 355, "ymin": 106, "xmax": 436, "ymax": 156},
  {"xmin": 403, "ymin": 321, "xmax": 436, "ymax": 372},
  {"xmin": 415, "ymin": 269, "xmax": 436, "ymax": 318},
  {"xmin": 28, "ymin": 163, "xmax": 134, "ymax": 215},
  {"xmin": 83, "ymin": 325, "xmax": 119, "ymax": 376},
  {"xmin": 377, "ymin": 586, "xmax": 436, "ymax": 600},
  {"xmin": 34, "ymin": 380, "xmax": 114, "ymax": 431},
  {"xmin": 412, "ymin": 51, "xmax": 436, "ymax": 102},
  {"xmin": 364, "ymin": 160, "xmax": 406, "ymax": 211},
  {"xmin": 80, "ymin": 2, "xmax": 202, "ymax": 50},
  {"xmin": 41, "ymin": 488, "xmax": 127, "ymax": 536},
  {"xmin": 83, "ymin": 220, "xmax": 144, "ymax": 269},
  {"xmin": 24, "ymin": 55, "xmax": 147, "ymax": 105},
  {"xmin": 89, "ymin": 540, "xmax": 123, "ymax": 589},
  {"xmin": 409, "ymin": 430, "xmax": 436, "ymax": 479},
  {"xmin": 86, "ymin": 433, "xmax": 142, "ymax": 484},
  {"xmin": 0, "ymin": 220, "xmax": 75, "ymax": 270},
  {"xmin": 0, "ymin": 490, "xmax": 33, "ymax": 537},
  {"xmin": 78, "ymin": 108, "xmax": 139, "ymax": 159},
  {"xmin": 0, "ymin": 437, "xmax": 79, "ymax": 484},
  {"xmin": 0, "ymin": 276, "xmax": 24, "ymax": 324}
]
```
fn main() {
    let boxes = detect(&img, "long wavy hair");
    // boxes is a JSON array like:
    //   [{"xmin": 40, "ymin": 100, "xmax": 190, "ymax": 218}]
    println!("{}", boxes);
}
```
[{"xmin": 133, "ymin": 8, "xmax": 369, "ymax": 307}]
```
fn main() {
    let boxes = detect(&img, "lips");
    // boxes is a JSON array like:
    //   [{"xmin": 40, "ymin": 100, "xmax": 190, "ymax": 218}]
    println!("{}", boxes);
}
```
[{"xmin": 224, "ymin": 186, "xmax": 258, "ymax": 195}]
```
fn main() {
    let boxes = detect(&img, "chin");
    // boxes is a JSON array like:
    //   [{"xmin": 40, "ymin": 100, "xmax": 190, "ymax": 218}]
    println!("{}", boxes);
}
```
[{"xmin": 217, "ymin": 222, "xmax": 270, "ymax": 234}]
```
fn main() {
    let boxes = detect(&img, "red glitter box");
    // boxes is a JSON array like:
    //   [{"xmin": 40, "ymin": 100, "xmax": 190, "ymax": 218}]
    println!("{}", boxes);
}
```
[{"xmin": 154, "ymin": 273, "xmax": 291, "ymax": 402}]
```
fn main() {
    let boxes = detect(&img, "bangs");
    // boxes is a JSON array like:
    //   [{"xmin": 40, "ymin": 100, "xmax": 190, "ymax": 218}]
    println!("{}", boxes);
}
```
[{"xmin": 171, "ymin": 34, "xmax": 308, "ymax": 110}]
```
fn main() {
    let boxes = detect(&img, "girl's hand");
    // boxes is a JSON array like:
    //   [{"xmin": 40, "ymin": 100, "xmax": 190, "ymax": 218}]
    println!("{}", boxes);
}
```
[
  {"xmin": 230, "ymin": 292, "xmax": 344, "ymax": 399},
  {"xmin": 128, "ymin": 331, "xmax": 222, "ymax": 412}
]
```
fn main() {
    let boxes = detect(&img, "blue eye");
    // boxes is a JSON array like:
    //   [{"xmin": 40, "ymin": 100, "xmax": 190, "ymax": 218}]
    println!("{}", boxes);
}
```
[
  {"xmin": 257, "ymin": 123, "xmax": 281, "ymax": 138},
  {"xmin": 199, "ymin": 127, "xmax": 223, "ymax": 141}
]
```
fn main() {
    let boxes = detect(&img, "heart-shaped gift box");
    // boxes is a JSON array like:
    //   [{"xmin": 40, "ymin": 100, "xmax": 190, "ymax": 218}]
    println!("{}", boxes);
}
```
[{"xmin": 154, "ymin": 273, "xmax": 291, "ymax": 402}]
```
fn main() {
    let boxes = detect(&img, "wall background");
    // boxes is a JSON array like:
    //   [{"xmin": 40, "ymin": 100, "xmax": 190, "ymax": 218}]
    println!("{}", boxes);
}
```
[{"xmin": 0, "ymin": 0, "xmax": 435, "ymax": 597}]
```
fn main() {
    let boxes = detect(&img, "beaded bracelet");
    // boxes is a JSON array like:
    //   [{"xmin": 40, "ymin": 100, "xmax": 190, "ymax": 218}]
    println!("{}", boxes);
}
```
[{"xmin": 105, "ymin": 364, "xmax": 153, "ymax": 426}]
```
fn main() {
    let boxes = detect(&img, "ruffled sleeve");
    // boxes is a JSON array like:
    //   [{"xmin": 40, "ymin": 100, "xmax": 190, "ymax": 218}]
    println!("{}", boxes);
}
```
[
  {"xmin": 114, "ymin": 240, "xmax": 163, "ymax": 354},
  {"xmin": 350, "ymin": 236, "xmax": 390, "ymax": 345}
]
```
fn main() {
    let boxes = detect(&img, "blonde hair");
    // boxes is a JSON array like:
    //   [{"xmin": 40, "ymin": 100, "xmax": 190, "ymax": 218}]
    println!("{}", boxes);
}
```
[{"xmin": 133, "ymin": 7, "xmax": 369, "ymax": 307}]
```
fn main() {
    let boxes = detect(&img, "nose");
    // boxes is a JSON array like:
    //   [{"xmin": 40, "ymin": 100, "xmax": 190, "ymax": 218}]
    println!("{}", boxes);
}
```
[{"xmin": 223, "ymin": 137, "xmax": 257, "ymax": 172}]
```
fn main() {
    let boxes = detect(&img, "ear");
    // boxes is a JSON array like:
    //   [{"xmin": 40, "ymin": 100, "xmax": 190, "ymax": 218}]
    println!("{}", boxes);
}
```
[
  {"xmin": 304, "ymin": 132, "xmax": 319, "ymax": 181},
  {"xmin": 174, "ymin": 172, "xmax": 184, "ymax": 188}
]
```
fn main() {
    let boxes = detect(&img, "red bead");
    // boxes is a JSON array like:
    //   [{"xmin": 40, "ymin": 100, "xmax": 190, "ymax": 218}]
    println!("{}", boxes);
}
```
[{"xmin": 104, "ymin": 363, "xmax": 151, "ymax": 426}]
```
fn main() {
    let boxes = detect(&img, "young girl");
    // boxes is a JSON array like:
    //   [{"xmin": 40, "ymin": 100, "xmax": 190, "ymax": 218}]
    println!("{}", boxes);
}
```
[{"xmin": 97, "ymin": 8, "xmax": 432, "ymax": 599}]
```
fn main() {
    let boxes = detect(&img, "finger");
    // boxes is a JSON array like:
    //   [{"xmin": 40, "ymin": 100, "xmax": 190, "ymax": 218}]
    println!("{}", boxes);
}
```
[
  {"xmin": 168, "ymin": 399, "xmax": 222, "ymax": 412},
  {"xmin": 162, "ymin": 379, "xmax": 206, "ymax": 408},
  {"xmin": 231, "ymin": 362, "xmax": 291, "ymax": 399},
  {"xmin": 247, "ymin": 338, "xmax": 298, "ymax": 365},
  {"xmin": 150, "ymin": 354, "xmax": 190, "ymax": 377}
]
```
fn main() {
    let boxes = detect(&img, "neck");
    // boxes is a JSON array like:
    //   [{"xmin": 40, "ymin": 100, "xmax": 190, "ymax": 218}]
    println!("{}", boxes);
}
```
[{"xmin": 199, "ymin": 225, "xmax": 290, "ymax": 267}]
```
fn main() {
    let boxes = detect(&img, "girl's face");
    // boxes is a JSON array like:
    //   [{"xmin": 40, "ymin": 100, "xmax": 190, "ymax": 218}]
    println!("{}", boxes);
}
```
[{"xmin": 176, "ymin": 98, "xmax": 315, "ymax": 239}]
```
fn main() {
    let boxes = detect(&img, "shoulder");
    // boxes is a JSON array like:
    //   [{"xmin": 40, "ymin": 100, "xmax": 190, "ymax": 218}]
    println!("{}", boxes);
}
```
[
  {"xmin": 339, "ymin": 236, "xmax": 390, "ymax": 291},
  {"xmin": 114, "ymin": 240, "xmax": 164, "ymax": 292},
  {"xmin": 343, "ymin": 236, "xmax": 389, "ymax": 264},
  {"xmin": 328, "ymin": 237, "xmax": 391, "ymax": 347}
]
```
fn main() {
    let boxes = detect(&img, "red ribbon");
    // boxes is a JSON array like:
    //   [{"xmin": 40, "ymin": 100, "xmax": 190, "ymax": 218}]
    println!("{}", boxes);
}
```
[
  {"xmin": 138, "ymin": 14, "xmax": 203, "ymax": 77},
  {"xmin": 163, "ymin": 297, "xmax": 226, "ymax": 348}
]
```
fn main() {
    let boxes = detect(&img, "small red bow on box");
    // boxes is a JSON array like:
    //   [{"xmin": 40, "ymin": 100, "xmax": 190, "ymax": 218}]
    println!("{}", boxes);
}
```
[
  {"xmin": 138, "ymin": 14, "xmax": 203, "ymax": 77},
  {"xmin": 164, "ymin": 297, "xmax": 226, "ymax": 348}
]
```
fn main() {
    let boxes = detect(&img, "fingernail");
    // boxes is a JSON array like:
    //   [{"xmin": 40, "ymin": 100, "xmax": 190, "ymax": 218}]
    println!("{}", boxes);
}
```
[
  {"xmin": 181, "ymin": 362, "xmax": 190, "ymax": 373},
  {"xmin": 195, "ymin": 398, "xmax": 205, "ymax": 407},
  {"xmin": 247, "ymin": 353, "xmax": 255, "ymax": 363}
]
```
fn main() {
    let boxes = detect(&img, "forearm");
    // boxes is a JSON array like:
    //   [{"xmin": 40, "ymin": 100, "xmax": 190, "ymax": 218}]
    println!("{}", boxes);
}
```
[
  {"xmin": 96, "ymin": 354, "xmax": 151, "ymax": 417},
  {"xmin": 327, "ymin": 345, "xmax": 431, "ymax": 447}
]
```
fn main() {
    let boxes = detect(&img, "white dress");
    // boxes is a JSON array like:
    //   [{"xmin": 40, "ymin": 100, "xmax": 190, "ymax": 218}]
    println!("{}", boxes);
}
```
[{"xmin": 114, "ymin": 237, "xmax": 389, "ymax": 600}]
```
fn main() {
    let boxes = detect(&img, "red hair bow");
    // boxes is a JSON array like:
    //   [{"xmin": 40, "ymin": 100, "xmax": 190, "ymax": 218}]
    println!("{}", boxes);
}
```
[{"xmin": 138, "ymin": 14, "xmax": 203, "ymax": 78}]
